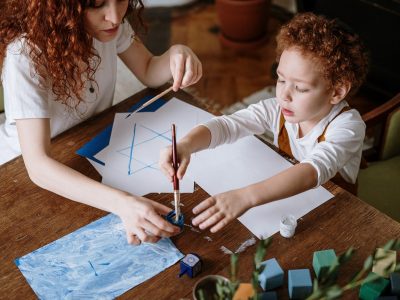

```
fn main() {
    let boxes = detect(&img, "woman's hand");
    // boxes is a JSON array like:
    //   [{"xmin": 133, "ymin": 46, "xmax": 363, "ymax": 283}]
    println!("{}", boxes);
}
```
[
  {"xmin": 118, "ymin": 195, "xmax": 181, "ymax": 245},
  {"xmin": 191, "ymin": 188, "xmax": 252, "ymax": 233},
  {"xmin": 159, "ymin": 142, "xmax": 192, "ymax": 182},
  {"xmin": 169, "ymin": 44, "xmax": 202, "ymax": 91}
]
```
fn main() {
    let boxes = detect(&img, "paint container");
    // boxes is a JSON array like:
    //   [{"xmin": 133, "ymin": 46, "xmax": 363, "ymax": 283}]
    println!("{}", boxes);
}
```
[
  {"xmin": 165, "ymin": 210, "xmax": 184, "ymax": 231},
  {"xmin": 280, "ymin": 215, "xmax": 297, "ymax": 238}
]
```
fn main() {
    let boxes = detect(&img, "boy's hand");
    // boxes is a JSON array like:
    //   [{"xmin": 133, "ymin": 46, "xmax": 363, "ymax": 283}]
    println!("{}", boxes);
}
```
[
  {"xmin": 191, "ymin": 188, "xmax": 251, "ymax": 233},
  {"xmin": 159, "ymin": 142, "xmax": 191, "ymax": 181},
  {"xmin": 118, "ymin": 195, "xmax": 181, "ymax": 245},
  {"xmin": 169, "ymin": 45, "xmax": 202, "ymax": 91}
]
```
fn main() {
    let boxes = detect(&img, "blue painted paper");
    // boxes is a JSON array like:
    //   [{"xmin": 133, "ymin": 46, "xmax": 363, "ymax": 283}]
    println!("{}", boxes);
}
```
[
  {"xmin": 15, "ymin": 213, "xmax": 183, "ymax": 300},
  {"xmin": 76, "ymin": 96, "xmax": 167, "ymax": 165}
]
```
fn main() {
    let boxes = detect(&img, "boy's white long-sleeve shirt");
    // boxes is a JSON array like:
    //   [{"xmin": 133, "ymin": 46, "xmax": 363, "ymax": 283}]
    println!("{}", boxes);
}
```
[{"xmin": 202, "ymin": 98, "xmax": 366, "ymax": 186}]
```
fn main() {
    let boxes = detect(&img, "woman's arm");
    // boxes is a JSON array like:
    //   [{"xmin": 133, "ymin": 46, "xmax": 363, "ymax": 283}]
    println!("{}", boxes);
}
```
[
  {"xmin": 118, "ymin": 39, "xmax": 202, "ymax": 91},
  {"xmin": 16, "ymin": 118, "xmax": 180, "ymax": 244}
]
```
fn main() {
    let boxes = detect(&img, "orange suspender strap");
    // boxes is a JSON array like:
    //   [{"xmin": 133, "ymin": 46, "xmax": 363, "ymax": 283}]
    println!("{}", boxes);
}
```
[
  {"xmin": 277, "ymin": 106, "xmax": 358, "ymax": 195},
  {"xmin": 277, "ymin": 112, "xmax": 294, "ymax": 158},
  {"xmin": 317, "ymin": 106, "xmax": 351, "ymax": 142}
]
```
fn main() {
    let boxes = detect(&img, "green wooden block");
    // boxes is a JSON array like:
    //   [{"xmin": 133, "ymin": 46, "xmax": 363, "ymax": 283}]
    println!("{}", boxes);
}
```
[
  {"xmin": 359, "ymin": 272, "xmax": 390, "ymax": 300},
  {"xmin": 312, "ymin": 249, "xmax": 337, "ymax": 279}
]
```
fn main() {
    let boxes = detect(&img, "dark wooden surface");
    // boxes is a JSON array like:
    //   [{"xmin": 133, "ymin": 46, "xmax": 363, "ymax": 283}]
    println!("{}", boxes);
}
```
[{"xmin": 1, "ymin": 88, "xmax": 399, "ymax": 300}]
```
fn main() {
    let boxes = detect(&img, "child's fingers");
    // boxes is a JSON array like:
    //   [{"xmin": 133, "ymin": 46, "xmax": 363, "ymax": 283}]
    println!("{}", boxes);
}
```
[
  {"xmin": 159, "ymin": 164, "xmax": 173, "ymax": 181},
  {"xmin": 177, "ymin": 157, "xmax": 190, "ymax": 179},
  {"xmin": 198, "ymin": 211, "xmax": 224, "ymax": 230},
  {"xmin": 192, "ymin": 203, "xmax": 218, "ymax": 226},
  {"xmin": 210, "ymin": 217, "xmax": 229, "ymax": 233},
  {"xmin": 192, "ymin": 197, "xmax": 215, "ymax": 215}
]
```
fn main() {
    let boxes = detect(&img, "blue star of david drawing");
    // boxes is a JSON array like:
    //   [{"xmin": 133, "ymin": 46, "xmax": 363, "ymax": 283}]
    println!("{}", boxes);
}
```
[{"xmin": 116, "ymin": 123, "xmax": 172, "ymax": 175}]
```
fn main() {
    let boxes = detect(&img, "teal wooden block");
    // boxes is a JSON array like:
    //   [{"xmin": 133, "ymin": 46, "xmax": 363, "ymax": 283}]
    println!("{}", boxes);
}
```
[
  {"xmin": 259, "ymin": 258, "xmax": 284, "ymax": 290},
  {"xmin": 312, "ymin": 249, "xmax": 337, "ymax": 279},
  {"xmin": 288, "ymin": 269, "xmax": 312, "ymax": 299},
  {"xmin": 359, "ymin": 272, "xmax": 390, "ymax": 300},
  {"xmin": 391, "ymin": 273, "xmax": 400, "ymax": 296},
  {"xmin": 259, "ymin": 291, "xmax": 278, "ymax": 300}
]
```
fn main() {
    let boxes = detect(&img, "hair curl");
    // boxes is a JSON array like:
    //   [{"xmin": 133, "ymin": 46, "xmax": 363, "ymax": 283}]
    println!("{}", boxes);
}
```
[
  {"xmin": 0, "ymin": 0, "xmax": 145, "ymax": 108},
  {"xmin": 276, "ymin": 12, "xmax": 369, "ymax": 95}
]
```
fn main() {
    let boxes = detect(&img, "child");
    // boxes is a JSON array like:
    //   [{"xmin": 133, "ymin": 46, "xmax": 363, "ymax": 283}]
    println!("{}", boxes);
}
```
[
  {"xmin": 0, "ymin": 0, "xmax": 202, "ymax": 244},
  {"xmin": 159, "ymin": 12, "xmax": 368, "ymax": 233}
]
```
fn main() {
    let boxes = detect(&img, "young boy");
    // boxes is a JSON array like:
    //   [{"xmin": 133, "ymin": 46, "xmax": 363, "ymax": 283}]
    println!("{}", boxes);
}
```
[{"xmin": 159, "ymin": 12, "xmax": 369, "ymax": 233}]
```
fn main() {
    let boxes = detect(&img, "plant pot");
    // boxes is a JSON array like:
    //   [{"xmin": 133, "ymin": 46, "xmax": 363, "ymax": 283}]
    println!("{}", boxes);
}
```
[
  {"xmin": 216, "ymin": 0, "xmax": 271, "ymax": 49},
  {"xmin": 193, "ymin": 274, "xmax": 230, "ymax": 300}
]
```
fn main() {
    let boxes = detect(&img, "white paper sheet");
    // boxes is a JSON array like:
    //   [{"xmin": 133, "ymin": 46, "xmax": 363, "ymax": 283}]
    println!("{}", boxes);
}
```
[
  {"xmin": 102, "ymin": 98, "xmax": 204, "ymax": 195},
  {"xmin": 191, "ymin": 135, "xmax": 334, "ymax": 239}
]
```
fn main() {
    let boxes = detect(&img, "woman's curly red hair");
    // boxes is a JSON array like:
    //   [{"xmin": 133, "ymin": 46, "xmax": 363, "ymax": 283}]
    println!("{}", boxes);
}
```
[
  {"xmin": 0, "ymin": 0, "xmax": 144, "ymax": 108},
  {"xmin": 276, "ymin": 12, "xmax": 369, "ymax": 95}
]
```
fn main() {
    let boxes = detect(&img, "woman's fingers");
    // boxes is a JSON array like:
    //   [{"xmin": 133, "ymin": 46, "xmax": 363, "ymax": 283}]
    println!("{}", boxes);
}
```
[
  {"xmin": 171, "ymin": 54, "xmax": 184, "ymax": 91},
  {"xmin": 181, "ymin": 56, "xmax": 195, "ymax": 87}
]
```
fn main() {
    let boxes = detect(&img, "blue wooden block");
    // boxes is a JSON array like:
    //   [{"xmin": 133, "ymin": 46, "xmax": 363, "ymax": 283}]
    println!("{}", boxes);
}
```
[
  {"xmin": 288, "ymin": 269, "xmax": 313, "ymax": 299},
  {"xmin": 258, "ymin": 258, "xmax": 284, "ymax": 290},
  {"xmin": 391, "ymin": 273, "xmax": 400, "ymax": 296},
  {"xmin": 312, "ymin": 249, "xmax": 337, "ymax": 279},
  {"xmin": 259, "ymin": 291, "xmax": 278, "ymax": 300}
]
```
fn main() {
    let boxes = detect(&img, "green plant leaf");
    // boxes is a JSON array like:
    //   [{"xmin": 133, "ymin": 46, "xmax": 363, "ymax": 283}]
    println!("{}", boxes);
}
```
[{"xmin": 363, "ymin": 255, "xmax": 373, "ymax": 271}]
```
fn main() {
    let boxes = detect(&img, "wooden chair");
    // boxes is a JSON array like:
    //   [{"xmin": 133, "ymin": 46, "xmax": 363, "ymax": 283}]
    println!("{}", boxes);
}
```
[{"xmin": 358, "ymin": 92, "xmax": 400, "ymax": 222}]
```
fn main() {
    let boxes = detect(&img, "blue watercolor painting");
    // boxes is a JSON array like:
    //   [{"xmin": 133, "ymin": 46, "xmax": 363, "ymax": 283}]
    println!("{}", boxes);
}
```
[{"xmin": 15, "ymin": 214, "xmax": 183, "ymax": 299}]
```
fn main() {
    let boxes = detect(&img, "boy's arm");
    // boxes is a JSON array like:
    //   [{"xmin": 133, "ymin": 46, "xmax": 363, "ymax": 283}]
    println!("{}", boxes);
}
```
[
  {"xmin": 118, "ymin": 40, "xmax": 202, "ymax": 91},
  {"xmin": 16, "ymin": 118, "xmax": 180, "ymax": 244},
  {"xmin": 159, "ymin": 125, "xmax": 211, "ymax": 181},
  {"xmin": 245, "ymin": 162, "xmax": 317, "ymax": 206},
  {"xmin": 192, "ymin": 163, "xmax": 317, "ymax": 232}
]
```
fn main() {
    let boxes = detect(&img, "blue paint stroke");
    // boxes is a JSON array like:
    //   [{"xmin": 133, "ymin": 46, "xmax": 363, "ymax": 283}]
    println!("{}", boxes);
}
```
[
  {"xmin": 76, "ymin": 96, "xmax": 167, "ymax": 164},
  {"xmin": 128, "ymin": 123, "xmax": 137, "ymax": 175},
  {"xmin": 15, "ymin": 214, "xmax": 183, "ymax": 300}
]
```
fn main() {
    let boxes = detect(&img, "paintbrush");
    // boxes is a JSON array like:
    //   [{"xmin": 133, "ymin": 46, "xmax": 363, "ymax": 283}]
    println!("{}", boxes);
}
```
[{"xmin": 125, "ymin": 86, "xmax": 173, "ymax": 119}]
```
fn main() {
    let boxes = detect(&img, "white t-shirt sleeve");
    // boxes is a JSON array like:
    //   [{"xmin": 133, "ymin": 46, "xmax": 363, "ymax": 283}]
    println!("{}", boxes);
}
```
[
  {"xmin": 301, "ymin": 109, "xmax": 366, "ymax": 186},
  {"xmin": 203, "ymin": 98, "xmax": 279, "ymax": 149},
  {"xmin": 116, "ymin": 21, "xmax": 135, "ymax": 54},
  {"xmin": 2, "ymin": 39, "xmax": 50, "ymax": 124}
]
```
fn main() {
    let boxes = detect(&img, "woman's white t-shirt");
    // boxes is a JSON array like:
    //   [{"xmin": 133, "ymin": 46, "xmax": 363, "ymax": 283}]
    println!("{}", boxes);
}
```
[{"xmin": 0, "ymin": 22, "xmax": 134, "ymax": 165}]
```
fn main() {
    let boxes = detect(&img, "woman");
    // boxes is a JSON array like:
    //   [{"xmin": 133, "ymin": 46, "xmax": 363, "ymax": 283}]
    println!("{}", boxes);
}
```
[{"xmin": 0, "ymin": 0, "xmax": 202, "ymax": 244}]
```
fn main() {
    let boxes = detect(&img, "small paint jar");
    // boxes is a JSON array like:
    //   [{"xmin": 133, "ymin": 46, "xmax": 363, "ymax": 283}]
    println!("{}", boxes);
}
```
[
  {"xmin": 280, "ymin": 215, "xmax": 297, "ymax": 238},
  {"xmin": 165, "ymin": 210, "xmax": 184, "ymax": 231}
]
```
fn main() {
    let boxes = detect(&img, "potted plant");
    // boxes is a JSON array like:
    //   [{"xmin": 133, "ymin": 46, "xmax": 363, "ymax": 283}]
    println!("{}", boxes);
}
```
[
  {"xmin": 215, "ymin": 0, "xmax": 271, "ymax": 50},
  {"xmin": 194, "ymin": 238, "xmax": 400, "ymax": 300}
]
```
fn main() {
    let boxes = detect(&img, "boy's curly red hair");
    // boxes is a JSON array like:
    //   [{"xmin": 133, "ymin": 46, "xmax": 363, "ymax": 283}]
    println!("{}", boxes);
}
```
[
  {"xmin": 0, "ymin": 0, "xmax": 144, "ymax": 108},
  {"xmin": 276, "ymin": 12, "xmax": 369, "ymax": 95}
]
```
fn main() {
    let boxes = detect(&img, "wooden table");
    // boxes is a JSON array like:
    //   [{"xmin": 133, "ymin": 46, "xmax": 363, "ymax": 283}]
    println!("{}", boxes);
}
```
[{"xmin": 1, "ymin": 88, "xmax": 399, "ymax": 300}]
